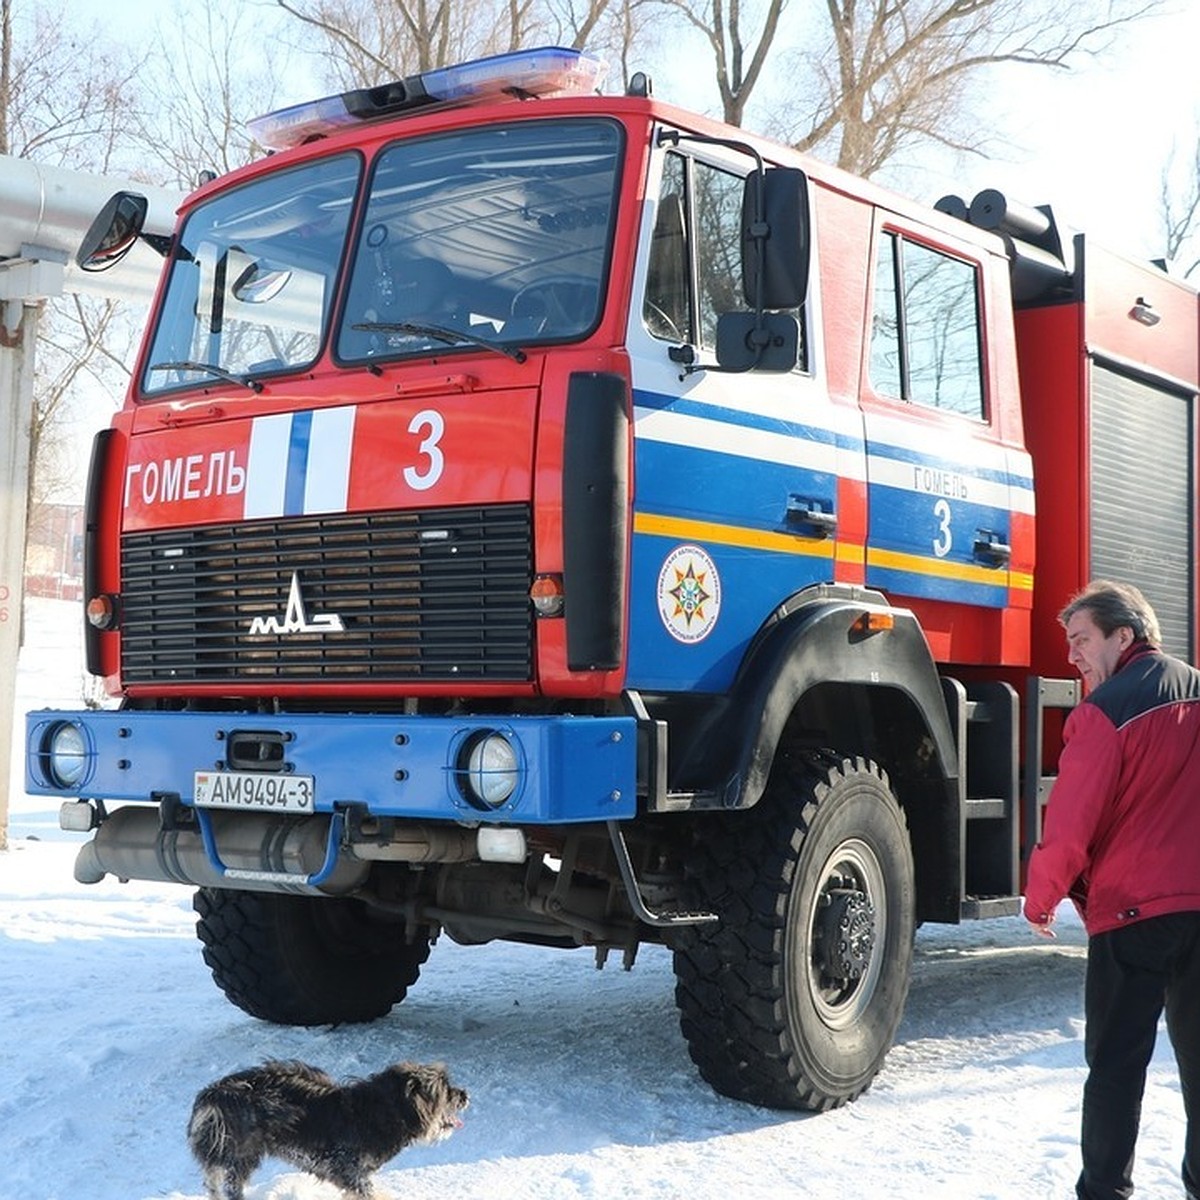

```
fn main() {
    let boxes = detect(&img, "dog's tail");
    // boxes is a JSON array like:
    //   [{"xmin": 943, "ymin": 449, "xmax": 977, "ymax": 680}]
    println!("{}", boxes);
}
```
[{"xmin": 187, "ymin": 1098, "xmax": 231, "ymax": 1163}]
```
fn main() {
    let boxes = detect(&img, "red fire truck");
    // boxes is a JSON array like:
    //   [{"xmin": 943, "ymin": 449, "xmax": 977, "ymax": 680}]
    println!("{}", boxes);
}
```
[{"xmin": 26, "ymin": 47, "xmax": 1198, "ymax": 1111}]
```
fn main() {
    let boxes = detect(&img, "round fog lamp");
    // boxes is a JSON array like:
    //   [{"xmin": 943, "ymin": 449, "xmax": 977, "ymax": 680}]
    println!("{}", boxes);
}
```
[
  {"xmin": 462, "ymin": 733, "xmax": 519, "ymax": 808},
  {"xmin": 47, "ymin": 722, "xmax": 88, "ymax": 788}
]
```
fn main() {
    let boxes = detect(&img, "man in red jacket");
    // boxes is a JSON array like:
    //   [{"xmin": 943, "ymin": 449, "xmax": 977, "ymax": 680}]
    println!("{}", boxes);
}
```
[{"xmin": 1025, "ymin": 580, "xmax": 1200, "ymax": 1200}]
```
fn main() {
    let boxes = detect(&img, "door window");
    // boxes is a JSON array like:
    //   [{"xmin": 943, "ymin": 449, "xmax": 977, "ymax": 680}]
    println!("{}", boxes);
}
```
[
  {"xmin": 871, "ymin": 233, "xmax": 984, "ymax": 419},
  {"xmin": 643, "ymin": 148, "xmax": 807, "ymax": 367}
]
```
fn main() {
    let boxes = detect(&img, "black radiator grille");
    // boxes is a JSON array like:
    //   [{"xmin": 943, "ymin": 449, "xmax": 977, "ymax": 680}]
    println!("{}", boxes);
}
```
[{"xmin": 120, "ymin": 504, "xmax": 534, "ymax": 684}]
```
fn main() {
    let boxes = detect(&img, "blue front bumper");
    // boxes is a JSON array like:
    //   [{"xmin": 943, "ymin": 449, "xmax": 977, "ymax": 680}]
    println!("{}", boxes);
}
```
[{"xmin": 26, "ymin": 709, "xmax": 638, "ymax": 824}]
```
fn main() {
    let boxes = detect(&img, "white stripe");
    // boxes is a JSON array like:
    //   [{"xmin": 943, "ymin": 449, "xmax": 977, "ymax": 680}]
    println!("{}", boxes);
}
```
[
  {"xmin": 303, "ymin": 406, "xmax": 356, "ymax": 513},
  {"xmin": 866, "ymin": 410, "xmax": 1035, "ymax": 488},
  {"xmin": 867, "ymin": 453, "xmax": 1021, "ymax": 511},
  {"xmin": 243, "ymin": 413, "xmax": 291, "ymax": 519},
  {"xmin": 634, "ymin": 405, "xmax": 850, "ymax": 478},
  {"xmin": 635, "ymin": 402, "xmax": 1035, "ymax": 514}
]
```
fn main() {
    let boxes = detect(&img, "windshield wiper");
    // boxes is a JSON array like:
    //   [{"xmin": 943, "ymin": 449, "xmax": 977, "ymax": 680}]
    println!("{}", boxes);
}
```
[
  {"xmin": 149, "ymin": 360, "xmax": 264, "ymax": 393},
  {"xmin": 353, "ymin": 320, "xmax": 527, "ymax": 364}
]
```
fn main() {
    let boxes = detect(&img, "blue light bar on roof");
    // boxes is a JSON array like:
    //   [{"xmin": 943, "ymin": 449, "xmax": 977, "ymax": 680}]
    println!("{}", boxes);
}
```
[{"xmin": 247, "ymin": 47, "xmax": 608, "ymax": 151}]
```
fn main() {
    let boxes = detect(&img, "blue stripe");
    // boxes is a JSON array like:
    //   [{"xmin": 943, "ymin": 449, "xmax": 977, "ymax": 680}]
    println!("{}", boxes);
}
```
[
  {"xmin": 634, "ymin": 388, "xmax": 842, "ymax": 448},
  {"xmin": 636, "ymin": 438, "xmax": 835, "ymax": 528},
  {"xmin": 284, "ymin": 411, "xmax": 313, "ymax": 515},
  {"xmin": 627, "ymin": 532, "xmax": 833, "ymax": 692},
  {"xmin": 634, "ymin": 386, "xmax": 1034, "ymax": 492},
  {"xmin": 866, "ymin": 565, "xmax": 1007, "ymax": 608},
  {"xmin": 868, "ymin": 483, "xmax": 1006, "ymax": 542}
]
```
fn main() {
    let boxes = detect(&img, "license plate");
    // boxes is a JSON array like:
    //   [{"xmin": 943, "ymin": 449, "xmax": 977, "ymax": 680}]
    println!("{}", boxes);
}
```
[{"xmin": 193, "ymin": 770, "xmax": 315, "ymax": 813}]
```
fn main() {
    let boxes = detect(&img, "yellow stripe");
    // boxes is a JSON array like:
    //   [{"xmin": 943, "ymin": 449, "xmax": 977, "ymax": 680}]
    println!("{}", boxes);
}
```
[
  {"xmin": 635, "ymin": 512, "xmax": 1033, "ymax": 593},
  {"xmin": 633, "ymin": 512, "xmax": 835, "ymax": 558},
  {"xmin": 868, "ymin": 547, "xmax": 1022, "ymax": 590}
]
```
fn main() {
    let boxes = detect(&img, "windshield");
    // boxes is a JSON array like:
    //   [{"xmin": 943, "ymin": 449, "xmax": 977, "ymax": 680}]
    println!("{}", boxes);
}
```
[
  {"xmin": 337, "ymin": 119, "xmax": 622, "ymax": 363},
  {"xmin": 142, "ymin": 154, "xmax": 359, "ymax": 395}
]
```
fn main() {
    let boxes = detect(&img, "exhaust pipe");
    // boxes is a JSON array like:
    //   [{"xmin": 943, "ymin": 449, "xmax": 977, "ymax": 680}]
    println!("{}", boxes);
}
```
[{"xmin": 74, "ymin": 805, "xmax": 370, "ymax": 895}]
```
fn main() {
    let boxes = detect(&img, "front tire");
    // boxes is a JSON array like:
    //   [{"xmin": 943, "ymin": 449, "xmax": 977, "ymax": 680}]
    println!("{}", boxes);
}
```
[
  {"xmin": 194, "ymin": 888, "xmax": 431, "ymax": 1025},
  {"xmin": 673, "ymin": 754, "xmax": 915, "ymax": 1110}
]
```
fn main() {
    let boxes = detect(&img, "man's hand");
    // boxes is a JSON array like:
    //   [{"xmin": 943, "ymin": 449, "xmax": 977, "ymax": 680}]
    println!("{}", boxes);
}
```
[{"xmin": 1025, "ymin": 909, "xmax": 1057, "ymax": 939}]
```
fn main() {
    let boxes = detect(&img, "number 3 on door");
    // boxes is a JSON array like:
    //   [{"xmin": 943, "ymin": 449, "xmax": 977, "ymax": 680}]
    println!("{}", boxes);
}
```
[{"xmin": 932, "ymin": 498, "xmax": 952, "ymax": 558}]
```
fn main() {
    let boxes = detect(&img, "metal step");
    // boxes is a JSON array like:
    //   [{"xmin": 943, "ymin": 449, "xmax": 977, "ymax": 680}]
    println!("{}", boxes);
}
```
[
  {"xmin": 960, "ymin": 895, "xmax": 1023, "ymax": 920},
  {"xmin": 964, "ymin": 796, "xmax": 1007, "ymax": 820},
  {"xmin": 942, "ymin": 676, "xmax": 1020, "ymax": 901},
  {"xmin": 1022, "ymin": 676, "xmax": 1081, "ymax": 858},
  {"xmin": 606, "ymin": 821, "xmax": 718, "ymax": 928}
]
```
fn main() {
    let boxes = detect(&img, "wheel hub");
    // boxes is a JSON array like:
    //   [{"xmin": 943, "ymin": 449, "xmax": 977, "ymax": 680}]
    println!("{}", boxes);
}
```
[{"xmin": 816, "ymin": 886, "xmax": 876, "ymax": 982}]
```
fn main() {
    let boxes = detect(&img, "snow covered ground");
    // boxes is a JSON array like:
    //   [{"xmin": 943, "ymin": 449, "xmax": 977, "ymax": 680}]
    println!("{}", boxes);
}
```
[{"xmin": 3, "ymin": 600, "xmax": 1191, "ymax": 1200}]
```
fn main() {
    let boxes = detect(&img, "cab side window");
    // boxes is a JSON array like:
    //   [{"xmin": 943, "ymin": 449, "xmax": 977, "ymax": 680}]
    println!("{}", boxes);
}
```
[
  {"xmin": 692, "ymin": 160, "xmax": 744, "ymax": 349},
  {"xmin": 644, "ymin": 148, "xmax": 807, "ymax": 369},
  {"xmin": 643, "ymin": 153, "xmax": 692, "ymax": 343},
  {"xmin": 871, "ymin": 232, "xmax": 984, "ymax": 419}
]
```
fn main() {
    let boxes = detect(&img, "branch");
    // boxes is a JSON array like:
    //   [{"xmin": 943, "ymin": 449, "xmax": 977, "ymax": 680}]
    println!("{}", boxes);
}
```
[{"xmin": 274, "ymin": 0, "xmax": 397, "ymax": 78}]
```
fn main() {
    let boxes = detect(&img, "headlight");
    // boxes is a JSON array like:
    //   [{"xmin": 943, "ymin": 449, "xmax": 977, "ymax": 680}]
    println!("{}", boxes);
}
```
[
  {"xmin": 44, "ymin": 722, "xmax": 89, "ymax": 788},
  {"xmin": 459, "ymin": 732, "xmax": 519, "ymax": 809}
]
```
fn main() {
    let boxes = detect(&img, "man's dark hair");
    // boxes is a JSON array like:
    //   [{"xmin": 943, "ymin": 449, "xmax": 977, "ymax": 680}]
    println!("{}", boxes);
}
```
[{"xmin": 1059, "ymin": 580, "xmax": 1162, "ymax": 648}]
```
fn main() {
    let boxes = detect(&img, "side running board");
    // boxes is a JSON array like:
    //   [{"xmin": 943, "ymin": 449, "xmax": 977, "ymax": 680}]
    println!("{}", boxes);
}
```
[{"xmin": 606, "ymin": 821, "xmax": 718, "ymax": 928}]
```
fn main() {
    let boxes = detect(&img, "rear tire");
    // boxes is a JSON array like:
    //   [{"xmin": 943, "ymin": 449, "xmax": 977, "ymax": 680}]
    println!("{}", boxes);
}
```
[
  {"xmin": 193, "ymin": 888, "xmax": 430, "ymax": 1025},
  {"xmin": 672, "ymin": 754, "xmax": 915, "ymax": 1110}
]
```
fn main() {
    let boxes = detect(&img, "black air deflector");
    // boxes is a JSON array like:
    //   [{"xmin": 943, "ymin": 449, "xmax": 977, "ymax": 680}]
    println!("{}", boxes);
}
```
[
  {"xmin": 83, "ymin": 428, "xmax": 116, "ymax": 676},
  {"xmin": 562, "ymin": 372, "xmax": 629, "ymax": 671}
]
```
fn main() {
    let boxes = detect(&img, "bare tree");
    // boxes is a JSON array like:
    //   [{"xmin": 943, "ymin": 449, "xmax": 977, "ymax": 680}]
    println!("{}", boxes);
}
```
[
  {"xmin": 273, "ymin": 0, "xmax": 628, "ymax": 87},
  {"xmin": 1, "ymin": 0, "xmax": 143, "ymax": 167},
  {"xmin": 659, "ymin": 0, "xmax": 785, "ymax": 127},
  {"xmin": 604, "ymin": 0, "xmax": 665, "ymax": 90},
  {"xmin": 136, "ymin": 2, "xmax": 281, "ymax": 187},
  {"xmin": 1, "ymin": 0, "xmax": 146, "ymax": 524},
  {"xmin": 0, "ymin": 0, "xmax": 10, "ymax": 154},
  {"xmin": 25, "ymin": 296, "xmax": 137, "ymax": 504},
  {"xmin": 1158, "ymin": 134, "xmax": 1200, "ymax": 279},
  {"xmin": 274, "ymin": 0, "xmax": 498, "ymax": 82},
  {"xmin": 655, "ymin": 0, "xmax": 1162, "ymax": 175},
  {"xmin": 788, "ymin": 0, "xmax": 1163, "ymax": 177}
]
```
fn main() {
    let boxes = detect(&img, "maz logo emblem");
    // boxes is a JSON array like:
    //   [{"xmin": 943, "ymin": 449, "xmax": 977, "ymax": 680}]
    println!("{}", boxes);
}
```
[{"xmin": 248, "ymin": 572, "xmax": 346, "ymax": 635}]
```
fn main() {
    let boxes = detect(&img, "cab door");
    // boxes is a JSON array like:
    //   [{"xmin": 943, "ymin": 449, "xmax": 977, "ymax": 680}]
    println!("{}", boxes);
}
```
[
  {"xmin": 624, "ymin": 140, "xmax": 864, "ymax": 692},
  {"xmin": 860, "ymin": 218, "xmax": 1032, "ymax": 663}
]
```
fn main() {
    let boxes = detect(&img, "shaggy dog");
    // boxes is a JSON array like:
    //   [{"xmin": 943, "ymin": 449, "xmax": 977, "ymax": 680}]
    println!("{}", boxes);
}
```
[{"xmin": 187, "ymin": 1059, "xmax": 468, "ymax": 1200}]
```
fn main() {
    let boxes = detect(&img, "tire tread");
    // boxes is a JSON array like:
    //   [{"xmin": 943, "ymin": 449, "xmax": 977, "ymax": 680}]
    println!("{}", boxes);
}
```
[{"xmin": 673, "ymin": 755, "xmax": 910, "ymax": 1111}]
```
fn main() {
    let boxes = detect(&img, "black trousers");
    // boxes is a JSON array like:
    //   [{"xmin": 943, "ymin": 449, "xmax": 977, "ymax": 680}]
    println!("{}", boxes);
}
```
[{"xmin": 1076, "ymin": 911, "xmax": 1200, "ymax": 1200}]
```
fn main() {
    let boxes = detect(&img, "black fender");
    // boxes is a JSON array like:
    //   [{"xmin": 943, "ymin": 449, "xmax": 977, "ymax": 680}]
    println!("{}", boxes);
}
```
[
  {"xmin": 669, "ymin": 586, "xmax": 962, "ymax": 921},
  {"xmin": 719, "ymin": 591, "xmax": 957, "ymax": 809}
]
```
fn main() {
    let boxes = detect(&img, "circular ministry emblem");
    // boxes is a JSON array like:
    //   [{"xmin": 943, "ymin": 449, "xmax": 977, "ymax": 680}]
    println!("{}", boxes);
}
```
[{"xmin": 657, "ymin": 544, "xmax": 721, "ymax": 643}]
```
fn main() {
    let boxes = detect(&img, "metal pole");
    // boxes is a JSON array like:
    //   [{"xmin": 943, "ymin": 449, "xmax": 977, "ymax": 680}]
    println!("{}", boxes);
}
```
[
  {"xmin": 0, "ymin": 299, "xmax": 38, "ymax": 850},
  {"xmin": 0, "ymin": 158, "xmax": 182, "ymax": 850}
]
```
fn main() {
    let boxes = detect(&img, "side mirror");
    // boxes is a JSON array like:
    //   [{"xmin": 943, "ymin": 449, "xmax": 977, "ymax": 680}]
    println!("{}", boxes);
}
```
[
  {"xmin": 741, "ymin": 168, "xmax": 810, "ymax": 311},
  {"xmin": 716, "ymin": 312, "xmax": 800, "ymax": 373},
  {"xmin": 76, "ymin": 192, "xmax": 149, "ymax": 272}
]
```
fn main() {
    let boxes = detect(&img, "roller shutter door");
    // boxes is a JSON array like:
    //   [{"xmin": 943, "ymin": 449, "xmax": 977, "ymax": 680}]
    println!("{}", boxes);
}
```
[{"xmin": 1089, "ymin": 361, "xmax": 1194, "ymax": 660}]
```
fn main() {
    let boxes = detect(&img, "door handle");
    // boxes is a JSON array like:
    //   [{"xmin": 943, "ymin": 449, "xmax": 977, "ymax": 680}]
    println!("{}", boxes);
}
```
[
  {"xmin": 785, "ymin": 495, "xmax": 837, "ymax": 538},
  {"xmin": 973, "ymin": 530, "xmax": 1011, "ymax": 567}
]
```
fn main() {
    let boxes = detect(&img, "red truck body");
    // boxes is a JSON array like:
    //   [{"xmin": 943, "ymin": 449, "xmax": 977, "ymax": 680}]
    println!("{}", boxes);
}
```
[{"xmin": 26, "ymin": 48, "xmax": 1199, "ymax": 1112}]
